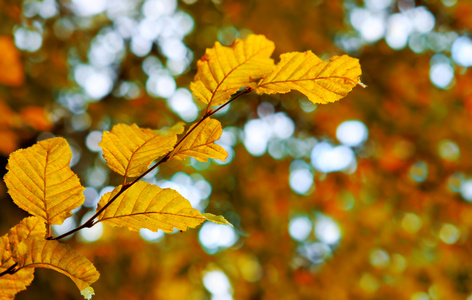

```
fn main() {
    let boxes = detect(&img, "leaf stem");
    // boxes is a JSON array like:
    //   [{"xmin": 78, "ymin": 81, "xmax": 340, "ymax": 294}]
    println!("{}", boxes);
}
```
[{"xmin": 50, "ymin": 87, "xmax": 253, "ymax": 241}]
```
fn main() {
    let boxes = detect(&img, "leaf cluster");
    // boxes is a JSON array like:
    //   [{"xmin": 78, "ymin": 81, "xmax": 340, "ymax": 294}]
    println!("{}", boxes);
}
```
[{"xmin": 0, "ymin": 34, "xmax": 362, "ymax": 299}]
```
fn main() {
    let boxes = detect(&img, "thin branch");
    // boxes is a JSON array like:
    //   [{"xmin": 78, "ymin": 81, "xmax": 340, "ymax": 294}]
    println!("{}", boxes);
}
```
[
  {"xmin": 49, "ymin": 87, "xmax": 253, "ymax": 241},
  {"xmin": 0, "ymin": 262, "xmax": 18, "ymax": 277}
]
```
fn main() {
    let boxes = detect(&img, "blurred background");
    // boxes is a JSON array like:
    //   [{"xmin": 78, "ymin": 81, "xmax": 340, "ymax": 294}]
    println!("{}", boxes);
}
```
[{"xmin": 1, "ymin": 0, "xmax": 472, "ymax": 299}]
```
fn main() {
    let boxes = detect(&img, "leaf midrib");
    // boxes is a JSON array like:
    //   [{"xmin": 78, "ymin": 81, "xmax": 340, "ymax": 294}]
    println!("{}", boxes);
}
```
[
  {"xmin": 100, "ymin": 211, "xmax": 206, "ymax": 221},
  {"xmin": 258, "ymin": 75, "xmax": 358, "ymax": 87}
]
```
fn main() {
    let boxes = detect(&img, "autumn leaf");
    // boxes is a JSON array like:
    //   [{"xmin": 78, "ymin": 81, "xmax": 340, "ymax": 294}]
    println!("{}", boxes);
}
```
[
  {"xmin": 202, "ymin": 213, "xmax": 233, "ymax": 227},
  {"xmin": 256, "ymin": 52, "xmax": 362, "ymax": 104},
  {"xmin": 0, "ymin": 36, "xmax": 24, "ymax": 86},
  {"xmin": 16, "ymin": 238, "xmax": 99, "ymax": 294},
  {"xmin": 191, "ymin": 34, "xmax": 275, "ymax": 106},
  {"xmin": 100, "ymin": 123, "xmax": 181, "ymax": 178},
  {"xmin": 1, "ymin": 217, "xmax": 99, "ymax": 299},
  {"xmin": 97, "ymin": 181, "xmax": 209, "ymax": 233},
  {"xmin": 172, "ymin": 118, "xmax": 227, "ymax": 162},
  {"xmin": 0, "ymin": 235, "xmax": 34, "ymax": 300},
  {"xmin": 156, "ymin": 122, "xmax": 185, "ymax": 136},
  {"xmin": 4, "ymin": 137, "xmax": 85, "ymax": 226},
  {"xmin": 7, "ymin": 217, "xmax": 45, "ymax": 258}
]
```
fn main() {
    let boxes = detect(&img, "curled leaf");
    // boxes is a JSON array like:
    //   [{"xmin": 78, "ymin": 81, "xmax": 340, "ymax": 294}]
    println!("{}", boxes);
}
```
[
  {"xmin": 97, "ymin": 181, "xmax": 207, "ymax": 233},
  {"xmin": 191, "ymin": 34, "xmax": 275, "ymax": 106},
  {"xmin": 256, "ymin": 52, "xmax": 362, "ymax": 104},
  {"xmin": 1, "ymin": 217, "xmax": 99, "ymax": 298},
  {"xmin": 100, "ymin": 124, "xmax": 179, "ymax": 178},
  {"xmin": 0, "ymin": 235, "xmax": 34, "ymax": 300},
  {"xmin": 4, "ymin": 137, "xmax": 85, "ymax": 226},
  {"xmin": 172, "ymin": 118, "xmax": 227, "ymax": 162},
  {"xmin": 17, "ymin": 238, "xmax": 99, "ymax": 292}
]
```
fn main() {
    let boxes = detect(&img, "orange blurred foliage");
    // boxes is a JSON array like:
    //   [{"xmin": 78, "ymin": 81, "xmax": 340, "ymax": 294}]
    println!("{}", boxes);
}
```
[{"xmin": 0, "ymin": 36, "xmax": 23, "ymax": 86}]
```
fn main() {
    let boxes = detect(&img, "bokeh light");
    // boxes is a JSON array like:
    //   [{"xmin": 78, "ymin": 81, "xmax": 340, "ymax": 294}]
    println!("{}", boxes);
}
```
[
  {"xmin": 314, "ymin": 214, "xmax": 341, "ymax": 245},
  {"xmin": 451, "ymin": 36, "xmax": 472, "ymax": 67},
  {"xmin": 156, "ymin": 172, "xmax": 212, "ymax": 210},
  {"xmin": 52, "ymin": 216, "xmax": 77, "ymax": 239},
  {"xmin": 78, "ymin": 211, "xmax": 103, "ymax": 242},
  {"xmin": 336, "ymin": 120, "xmax": 368, "ymax": 147},
  {"xmin": 460, "ymin": 179, "xmax": 472, "ymax": 202},
  {"xmin": 298, "ymin": 242, "xmax": 332, "ymax": 265},
  {"xmin": 289, "ymin": 160, "xmax": 314, "ymax": 195},
  {"xmin": 167, "ymin": 88, "xmax": 198, "ymax": 121},
  {"xmin": 369, "ymin": 248, "xmax": 390, "ymax": 269},
  {"xmin": 439, "ymin": 223, "xmax": 460, "ymax": 244},
  {"xmin": 289, "ymin": 215, "xmax": 313, "ymax": 242},
  {"xmin": 409, "ymin": 161, "xmax": 428, "ymax": 182},
  {"xmin": 203, "ymin": 270, "xmax": 233, "ymax": 300},
  {"xmin": 139, "ymin": 228, "xmax": 165, "ymax": 242},
  {"xmin": 198, "ymin": 222, "xmax": 238, "ymax": 254},
  {"xmin": 14, "ymin": 27, "xmax": 43, "ymax": 52},
  {"xmin": 311, "ymin": 142, "xmax": 356, "ymax": 173}
]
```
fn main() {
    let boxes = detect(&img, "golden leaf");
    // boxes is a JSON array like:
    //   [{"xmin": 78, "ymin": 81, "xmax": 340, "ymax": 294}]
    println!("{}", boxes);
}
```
[
  {"xmin": 156, "ymin": 122, "xmax": 185, "ymax": 136},
  {"xmin": 16, "ymin": 238, "xmax": 99, "ymax": 292},
  {"xmin": 202, "ymin": 213, "xmax": 233, "ymax": 227},
  {"xmin": 4, "ymin": 137, "xmax": 85, "ymax": 226},
  {"xmin": 191, "ymin": 34, "xmax": 275, "ymax": 106},
  {"xmin": 0, "ymin": 217, "xmax": 98, "ymax": 298},
  {"xmin": 1, "ymin": 217, "xmax": 99, "ymax": 295},
  {"xmin": 172, "ymin": 118, "xmax": 227, "ymax": 162},
  {"xmin": 8, "ymin": 217, "xmax": 45, "ymax": 259},
  {"xmin": 100, "ymin": 123, "xmax": 179, "ymax": 178},
  {"xmin": 97, "ymin": 181, "xmax": 206, "ymax": 233},
  {"xmin": 256, "ymin": 52, "xmax": 362, "ymax": 104},
  {"xmin": 0, "ymin": 235, "xmax": 34, "ymax": 300}
]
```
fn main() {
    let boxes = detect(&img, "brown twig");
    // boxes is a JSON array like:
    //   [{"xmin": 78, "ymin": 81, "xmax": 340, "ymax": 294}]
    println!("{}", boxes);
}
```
[{"xmin": 0, "ymin": 262, "xmax": 19, "ymax": 277}]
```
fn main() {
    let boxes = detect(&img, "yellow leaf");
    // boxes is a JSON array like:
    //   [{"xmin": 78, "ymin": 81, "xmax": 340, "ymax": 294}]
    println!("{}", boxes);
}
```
[
  {"xmin": 97, "ymin": 181, "xmax": 206, "ymax": 233},
  {"xmin": 202, "ymin": 213, "xmax": 233, "ymax": 227},
  {"xmin": 0, "ymin": 235, "xmax": 34, "ymax": 300},
  {"xmin": 1, "ymin": 217, "xmax": 99, "ymax": 297},
  {"xmin": 100, "ymin": 124, "xmax": 178, "ymax": 178},
  {"xmin": 0, "ymin": 217, "xmax": 48, "ymax": 299},
  {"xmin": 191, "ymin": 34, "xmax": 275, "ymax": 106},
  {"xmin": 17, "ymin": 238, "xmax": 99, "ymax": 292},
  {"xmin": 172, "ymin": 118, "xmax": 227, "ymax": 162},
  {"xmin": 4, "ymin": 137, "xmax": 85, "ymax": 225},
  {"xmin": 156, "ymin": 122, "xmax": 185, "ymax": 136},
  {"xmin": 256, "ymin": 52, "xmax": 362, "ymax": 104},
  {"xmin": 8, "ymin": 217, "xmax": 45, "ymax": 260}
]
